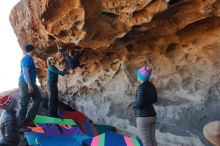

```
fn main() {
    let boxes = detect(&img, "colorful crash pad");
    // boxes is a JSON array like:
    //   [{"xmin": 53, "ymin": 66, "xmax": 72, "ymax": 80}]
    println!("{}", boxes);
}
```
[
  {"xmin": 33, "ymin": 115, "xmax": 76, "ymax": 125},
  {"xmin": 83, "ymin": 132, "xmax": 143, "ymax": 146},
  {"xmin": 25, "ymin": 124, "xmax": 86, "ymax": 145},
  {"xmin": 62, "ymin": 111, "xmax": 87, "ymax": 124},
  {"xmin": 61, "ymin": 111, "xmax": 116, "ymax": 136},
  {"xmin": 37, "ymin": 135, "xmax": 80, "ymax": 146},
  {"xmin": 24, "ymin": 132, "xmax": 39, "ymax": 145},
  {"xmin": 25, "ymin": 133, "xmax": 89, "ymax": 146},
  {"xmin": 61, "ymin": 111, "xmax": 99, "ymax": 137},
  {"xmin": 94, "ymin": 124, "xmax": 116, "ymax": 134},
  {"xmin": 83, "ymin": 119, "xmax": 99, "ymax": 137},
  {"xmin": 81, "ymin": 121, "xmax": 118, "ymax": 137},
  {"xmin": 72, "ymin": 135, "xmax": 90, "ymax": 144},
  {"xmin": 29, "ymin": 124, "xmax": 84, "ymax": 136}
]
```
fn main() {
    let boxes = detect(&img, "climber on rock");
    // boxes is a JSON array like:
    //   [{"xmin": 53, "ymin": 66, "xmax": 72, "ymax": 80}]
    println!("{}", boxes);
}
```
[
  {"xmin": 59, "ymin": 49, "xmax": 84, "ymax": 69},
  {"xmin": 47, "ymin": 56, "xmax": 69, "ymax": 118},
  {"xmin": 56, "ymin": 43, "xmax": 85, "ymax": 73}
]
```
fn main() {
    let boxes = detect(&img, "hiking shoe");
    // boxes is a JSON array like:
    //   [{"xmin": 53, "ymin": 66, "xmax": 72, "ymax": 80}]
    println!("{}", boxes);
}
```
[
  {"xmin": 26, "ymin": 121, "xmax": 36, "ymax": 127},
  {"xmin": 19, "ymin": 126, "xmax": 30, "ymax": 133},
  {"xmin": 49, "ymin": 114, "xmax": 60, "ymax": 118}
]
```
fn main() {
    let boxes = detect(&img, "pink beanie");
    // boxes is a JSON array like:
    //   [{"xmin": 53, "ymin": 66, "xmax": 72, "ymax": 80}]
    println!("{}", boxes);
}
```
[{"xmin": 136, "ymin": 66, "xmax": 152, "ymax": 81}]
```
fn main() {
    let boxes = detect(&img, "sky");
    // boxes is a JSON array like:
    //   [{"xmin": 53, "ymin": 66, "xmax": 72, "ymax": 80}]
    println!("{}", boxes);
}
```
[{"xmin": 0, "ymin": 0, "xmax": 22, "ymax": 92}]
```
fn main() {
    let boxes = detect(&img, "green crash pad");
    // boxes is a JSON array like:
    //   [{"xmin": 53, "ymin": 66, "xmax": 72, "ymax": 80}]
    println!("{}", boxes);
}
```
[
  {"xmin": 94, "ymin": 124, "xmax": 116, "ymax": 134},
  {"xmin": 34, "ymin": 115, "xmax": 76, "ymax": 125}
]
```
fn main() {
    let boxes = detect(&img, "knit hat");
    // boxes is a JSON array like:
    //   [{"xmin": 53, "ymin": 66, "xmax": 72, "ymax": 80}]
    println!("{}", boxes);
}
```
[
  {"xmin": 0, "ymin": 95, "xmax": 17, "ymax": 110},
  {"xmin": 25, "ymin": 44, "xmax": 35, "ymax": 52},
  {"xmin": 136, "ymin": 66, "xmax": 152, "ymax": 81}
]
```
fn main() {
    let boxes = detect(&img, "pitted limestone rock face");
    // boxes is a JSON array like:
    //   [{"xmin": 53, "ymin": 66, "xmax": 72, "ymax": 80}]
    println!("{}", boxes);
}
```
[{"xmin": 10, "ymin": 0, "xmax": 220, "ymax": 145}]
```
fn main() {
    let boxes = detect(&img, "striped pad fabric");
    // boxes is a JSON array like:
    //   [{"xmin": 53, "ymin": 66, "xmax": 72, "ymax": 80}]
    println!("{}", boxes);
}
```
[
  {"xmin": 33, "ymin": 115, "xmax": 76, "ymax": 125},
  {"xmin": 91, "ymin": 132, "xmax": 105, "ymax": 146},
  {"xmin": 83, "ymin": 132, "xmax": 143, "ymax": 146},
  {"xmin": 124, "ymin": 136, "xmax": 142, "ymax": 146}
]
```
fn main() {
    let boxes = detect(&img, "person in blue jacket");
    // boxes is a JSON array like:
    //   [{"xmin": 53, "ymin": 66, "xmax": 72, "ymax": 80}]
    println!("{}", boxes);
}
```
[
  {"xmin": 18, "ymin": 44, "xmax": 42, "ymax": 132},
  {"xmin": 47, "ymin": 57, "xmax": 69, "ymax": 117},
  {"xmin": 60, "ymin": 49, "xmax": 82, "ymax": 69},
  {"xmin": 56, "ymin": 42, "xmax": 85, "ymax": 72}
]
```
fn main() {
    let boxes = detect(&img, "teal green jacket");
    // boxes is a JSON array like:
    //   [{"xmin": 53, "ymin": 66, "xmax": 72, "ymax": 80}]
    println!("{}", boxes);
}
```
[{"xmin": 47, "ymin": 65, "xmax": 68, "ymax": 87}]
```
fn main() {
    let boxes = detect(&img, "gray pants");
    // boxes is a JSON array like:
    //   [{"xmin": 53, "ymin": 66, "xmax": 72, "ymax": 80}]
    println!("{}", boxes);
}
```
[
  {"xmin": 17, "ymin": 81, "xmax": 42, "ymax": 128},
  {"xmin": 136, "ymin": 117, "xmax": 157, "ymax": 146}
]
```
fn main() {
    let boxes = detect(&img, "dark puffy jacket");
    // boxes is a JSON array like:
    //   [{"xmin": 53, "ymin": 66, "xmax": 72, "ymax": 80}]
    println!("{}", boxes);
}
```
[
  {"xmin": 133, "ymin": 81, "xmax": 157, "ymax": 117},
  {"xmin": 0, "ymin": 110, "xmax": 20, "ymax": 145},
  {"xmin": 60, "ymin": 52, "xmax": 81, "ymax": 69}
]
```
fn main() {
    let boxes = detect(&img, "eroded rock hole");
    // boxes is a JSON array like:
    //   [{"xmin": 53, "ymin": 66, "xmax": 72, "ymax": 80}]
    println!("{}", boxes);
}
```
[
  {"xmin": 41, "ymin": 1, "xmax": 60, "ymax": 21},
  {"xmin": 168, "ymin": 0, "xmax": 182, "ymax": 5},
  {"xmin": 101, "ymin": 12, "xmax": 118, "ymax": 18},
  {"xmin": 126, "ymin": 44, "xmax": 134, "ymax": 50},
  {"xmin": 48, "ymin": 35, "xmax": 56, "ymax": 40},
  {"xmin": 59, "ymin": 30, "xmax": 68, "ymax": 37},
  {"xmin": 165, "ymin": 43, "xmax": 177, "ymax": 53},
  {"xmin": 106, "ymin": 52, "xmax": 113, "ymax": 57}
]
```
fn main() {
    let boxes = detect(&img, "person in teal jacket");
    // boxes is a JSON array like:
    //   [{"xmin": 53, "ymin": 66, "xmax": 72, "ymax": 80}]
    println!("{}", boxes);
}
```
[{"xmin": 47, "ymin": 57, "xmax": 69, "ymax": 117}]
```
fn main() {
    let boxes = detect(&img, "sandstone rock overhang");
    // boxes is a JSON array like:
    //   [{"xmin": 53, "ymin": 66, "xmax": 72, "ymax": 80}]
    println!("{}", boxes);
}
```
[{"xmin": 9, "ymin": 1, "xmax": 220, "ymax": 145}]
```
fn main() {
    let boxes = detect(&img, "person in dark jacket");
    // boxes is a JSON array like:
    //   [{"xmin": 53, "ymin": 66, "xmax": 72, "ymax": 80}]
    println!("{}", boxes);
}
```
[
  {"xmin": 56, "ymin": 42, "xmax": 84, "ymax": 72},
  {"xmin": 47, "ymin": 57, "xmax": 69, "ymax": 117},
  {"xmin": 60, "ymin": 49, "xmax": 83, "ymax": 70},
  {"xmin": 0, "ymin": 95, "xmax": 20, "ymax": 146},
  {"xmin": 133, "ymin": 66, "xmax": 157, "ymax": 146}
]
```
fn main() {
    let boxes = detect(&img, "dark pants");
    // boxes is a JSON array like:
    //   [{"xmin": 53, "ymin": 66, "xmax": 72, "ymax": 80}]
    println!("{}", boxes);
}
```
[
  {"xmin": 47, "ymin": 85, "xmax": 59, "ymax": 117},
  {"xmin": 18, "ymin": 81, "xmax": 42, "ymax": 128}
]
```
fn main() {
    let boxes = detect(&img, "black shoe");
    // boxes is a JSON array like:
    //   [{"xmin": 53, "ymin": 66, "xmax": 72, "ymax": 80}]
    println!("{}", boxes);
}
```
[
  {"xmin": 19, "ymin": 126, "xmax": 30, "ymax": 133},
  {"xmin": 25, "ymin": 121, "xmax": 36, "ymax": 127},
  {"xmin": 49, "ymin": 114, "xmax": 60, "ymax": 118}
]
